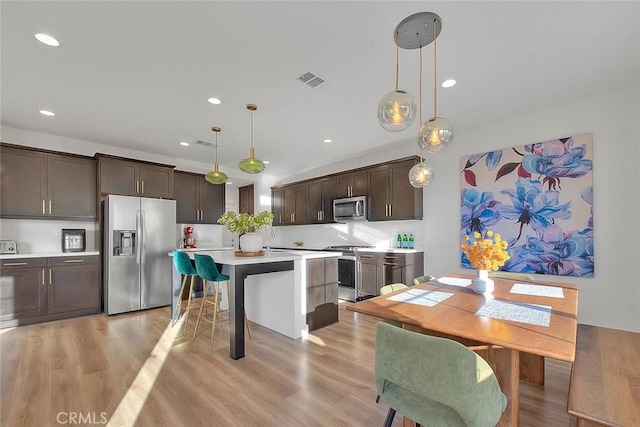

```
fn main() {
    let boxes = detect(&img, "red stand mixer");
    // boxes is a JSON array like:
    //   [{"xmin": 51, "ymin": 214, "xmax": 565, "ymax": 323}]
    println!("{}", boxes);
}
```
[{"xmin": 183, "ymin": 226, "xmax": 197, "ymax": 248}]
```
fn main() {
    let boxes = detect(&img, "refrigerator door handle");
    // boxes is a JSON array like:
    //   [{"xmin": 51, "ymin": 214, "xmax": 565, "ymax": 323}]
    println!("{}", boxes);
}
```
[
  {"xmin": 140, "ymin": 209, "xmax": 146, "ymax": 264},
  {"xmin": 136, "ymin": 209, "xmax": 142, "ymax": 264}
]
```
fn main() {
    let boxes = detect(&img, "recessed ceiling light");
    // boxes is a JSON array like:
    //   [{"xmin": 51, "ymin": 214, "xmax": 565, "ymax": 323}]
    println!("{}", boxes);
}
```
[
  {"xmin": 263, "ymin": 160, "xmax": 270, "ymax": 164},
  {"xmin": 39, "ymin": 110, "xmax": 55, "ymax": 116},
  {"xmin": 323, "ymin": 139, "xmax": 332, "ymax": 143},
  {"xmin": 179, "ymin": 141, "xmax": 189, "ymax": 146},
  {"xmin": 35, "ymin": 33, "xmax": 60, "ymax": 47},
  {"xmin": 441, "ymin": 79, "xmax": 456, "ymax": 88},
  {"xmin": 208, "ymin": 97, "xmax": 222, "ymax": 105},
  {"xmin": 226, "ymin": 181, "xmax": 233, "ymax": 185}
]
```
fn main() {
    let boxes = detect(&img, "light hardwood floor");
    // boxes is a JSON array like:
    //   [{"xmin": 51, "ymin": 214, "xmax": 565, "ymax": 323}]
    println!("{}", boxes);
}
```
[{"xmin": 1, "ymin": 302, "xmax": 576, "ymax": 426}]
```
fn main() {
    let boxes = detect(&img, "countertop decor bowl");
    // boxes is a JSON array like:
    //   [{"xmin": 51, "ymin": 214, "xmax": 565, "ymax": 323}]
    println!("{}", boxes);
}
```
[{"xmin": 293, "ymin": 241, "xmax": 304, "ymax": 247}]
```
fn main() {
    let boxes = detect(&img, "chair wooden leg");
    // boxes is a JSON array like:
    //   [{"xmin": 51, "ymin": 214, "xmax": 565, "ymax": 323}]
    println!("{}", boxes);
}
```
[
  {"xmin": 383, "ymin": 408, "xmax": 396, "ymax": 427},
  {"xmin": 183, "ymin": 275, "xmax": 196, "ymax": 337},
  {"xmin": 192, "ymin": 280, "xmax": 209, "ymax": 343},
  {"xmin": 174, "ymin": 274, "xmax": 188, "ymax": 327},
  {"xmin": 210, "ymin": 282, "xmax": 221, "ymax": 352}
]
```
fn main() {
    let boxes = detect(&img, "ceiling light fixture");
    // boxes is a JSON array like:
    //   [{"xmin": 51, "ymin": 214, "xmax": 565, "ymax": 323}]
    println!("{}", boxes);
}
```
[
  {"xmin": 205, "ymin": 127, "xmax": 228, "ymax": 184},
  {"xmin": 377, "ymin": 31, "xmax": 417, "ymax": 132},
  {"xmin": 416, "ymin": 14, "xmax": 453, "ymax": 152},
  {"xmin": 442, "ymin": 79, "xmax": 456, "ymax": 88},
  {"xmin": 208, "ymin": 97, "xmax": 221, "ymax": 105},
  {"xmin": 238, "ymin": 104, "xmax": 265, "ymax": 174},
  {"xmin": 323, "ymin": 139, "xmax": 332, "ymax": 143},
  {"xmin": 35, "ymin": 33, "xmax": 60, "ymax": 47},
  {"xmin": 179, "ymin": 141, "xmax": 190, "ymax": 146},
  {"xmin": 39, "ymin": 109, "xmax": 55, "ymax": 116}
]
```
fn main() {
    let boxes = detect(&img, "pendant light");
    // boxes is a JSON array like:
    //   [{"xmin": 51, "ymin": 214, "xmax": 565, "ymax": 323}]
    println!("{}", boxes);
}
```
[
  {"xmin": 417, "ymin": 15, "xmax": 453, "ymax": 152},
  {"xmin": 205, "ymin": 126, "xmax": 227, "ymax": 184},
  {"xmin": 377, "ymin": 33, "xmax": 417, "ymax": 132},
  {"xmin": 409, "ymin": 31, "xmax": 434, "ymax": 188},
  {"xmin": 409, "ymin": 150, "xmax": 435, "ymax": 187},
  {"xmin": 239, "ymin": 103, "xmax": 265, "ymax": 174}
]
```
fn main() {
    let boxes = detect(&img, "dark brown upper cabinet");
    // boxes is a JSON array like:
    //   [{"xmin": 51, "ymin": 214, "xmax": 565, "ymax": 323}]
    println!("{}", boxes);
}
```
[
  {"xmin": 0, "ymin": 145, "xmax": 97, "ymax": 220},
  {"xmin": 307, "ymin": 177, "xmax": 336, "ymax": 223},
  {"xmin": 174, "ymin": 171, "xmax": 225, "ymax": 224},
  {"xmin": 98, "ymin": 155, "xmax": 174, "ymax": 199},
  {"xmin": 368, "ymin": 159, "xmax": 423, "ymax": 221},
  {"xmin": 336, "ymin": 170, "xmax": 368, "ymax": 198}
]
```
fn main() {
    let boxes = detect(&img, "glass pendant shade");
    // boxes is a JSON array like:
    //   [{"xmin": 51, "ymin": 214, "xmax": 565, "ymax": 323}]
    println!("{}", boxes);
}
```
[
  {"xmin": 239, "ymin": 148, "xmax": 265, "ymax": 174},
  {"xmin": 240, "ymin": 104, "xmax": 265, "ymax": 174},
  {"xmin": 205, "ymin": 164, "xmax": 227, "ymax": 184},
  {"xmin": 377, "ymin": 90, "xmax": 417, "ymax": 132},
  {"xmin": 417, "ymin": 116, "xmax": 454, "ymax": 152},
  {"xmin": 206, "ymin": 126, "xmax": 227, "ymax": 184},
  {"xmin": 408, "ymin": 160, "xmax": 434, "ymax": 188}
]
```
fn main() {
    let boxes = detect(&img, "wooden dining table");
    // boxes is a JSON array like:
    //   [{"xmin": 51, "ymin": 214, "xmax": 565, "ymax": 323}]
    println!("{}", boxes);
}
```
[{"xmin": 347, "ymin": 274, "xmax": 578, "ymax": 426}]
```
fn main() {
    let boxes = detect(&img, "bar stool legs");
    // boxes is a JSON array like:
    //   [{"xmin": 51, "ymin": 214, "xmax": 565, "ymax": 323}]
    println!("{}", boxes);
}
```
[
  {"xmin": 175, "ymin": 273, "xmax": 198, "ymax": 337},
  {"xmin": 192, "ymin": 279, "xmax": 252, "ymax": 352}
]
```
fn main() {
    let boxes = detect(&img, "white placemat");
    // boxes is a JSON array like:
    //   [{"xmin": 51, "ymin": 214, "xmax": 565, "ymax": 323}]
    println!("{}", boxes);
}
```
[
  {"xmin": 434, "ymin": 277, "xmax": 472, "ymax": 287},
  {"xmin": 510, "ymin": 283, "xmax": 565, "ymax": 298},
  {"xmin": 387, "ymin": 288, "xmax": 454, "ymax": 307},
  {"xmin": 476, "ymin": 299, "xmax": 551, "ymax": 327}
]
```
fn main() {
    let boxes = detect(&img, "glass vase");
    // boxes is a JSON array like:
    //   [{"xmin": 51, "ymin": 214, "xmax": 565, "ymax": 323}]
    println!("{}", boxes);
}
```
[{"xmin": 471, "ymin": 269, "xmax": 494, "ymax": 294}]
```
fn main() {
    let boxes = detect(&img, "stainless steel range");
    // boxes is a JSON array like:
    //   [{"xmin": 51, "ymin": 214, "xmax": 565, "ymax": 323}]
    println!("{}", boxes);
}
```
[{"xmin": 324, "ymin": 245, "xmax": 374, "ymax": 302}]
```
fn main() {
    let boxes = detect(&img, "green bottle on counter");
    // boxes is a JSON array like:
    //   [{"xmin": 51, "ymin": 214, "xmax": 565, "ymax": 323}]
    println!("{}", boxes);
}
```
[
  {"xmin": 396, "ymin": 233, "xmax": 402, "ymax": 248},
  {"xmin": 402, "ymin": 234, "xmax": 408, "ymax": 248},
  {"xmin": 409, "ymin": 234, "xmax": 414, "ymax": 249}
]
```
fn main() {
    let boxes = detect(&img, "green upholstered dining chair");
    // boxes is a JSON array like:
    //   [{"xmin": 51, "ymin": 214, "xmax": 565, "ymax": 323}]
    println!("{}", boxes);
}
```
[
  {"xmin": 375, "ymin": 322, "xmax": 507, "ymax": 427},
  {"xmin": 172, "ymin": 251, "xmax": 200, "ymax": 337},
  {"xmin": 413, "ymin": 275, "xmax": 436, "ymax": 285},
  {"xmin": 193, "ymin": 254, "xmax": 252, "ymax": 351},
  {"xmin": 489, "ymin": 271, "xmax": 534, "ymax": 281},
  {"xmin": 379, "ymin": 283, "xmax": 408, "ymax": 295}
]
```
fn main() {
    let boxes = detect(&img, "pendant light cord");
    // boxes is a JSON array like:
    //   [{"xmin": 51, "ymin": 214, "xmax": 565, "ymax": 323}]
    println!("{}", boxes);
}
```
[
  {"xmin": 395, "ymin": 32, "xmax": 400, "ymax": 91},
  {"xmin": 419, "ymin": 39, "xmax": 423, "ymax": 125},
  {"xmin": 250, "ymin": 109, "xmax": 254, "ymax": 150},
  {"xmin": 433, "ymin": 18, "xmax": 438, "ymax": 117},
  {"xmin": 215, "ymin": 132, "xmax": 219, "ymax": 163}
]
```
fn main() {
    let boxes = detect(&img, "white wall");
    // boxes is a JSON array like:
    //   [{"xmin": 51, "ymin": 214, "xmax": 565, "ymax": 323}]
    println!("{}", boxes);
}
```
[{"xmin": 424, "ymin": 87, "xmax": 640, "ymax": 332}]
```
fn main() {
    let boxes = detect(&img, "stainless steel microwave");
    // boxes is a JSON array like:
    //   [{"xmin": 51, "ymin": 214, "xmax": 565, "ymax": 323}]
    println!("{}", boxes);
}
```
[{"xmin": 333, "ymin": 196, "xmax": 367, "ymax": 222}]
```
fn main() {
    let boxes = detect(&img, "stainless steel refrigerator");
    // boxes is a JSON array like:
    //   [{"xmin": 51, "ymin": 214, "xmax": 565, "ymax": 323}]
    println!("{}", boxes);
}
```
[{"xmin": 104, "ymin": 195, "xmax": 176, "ymax": 315}]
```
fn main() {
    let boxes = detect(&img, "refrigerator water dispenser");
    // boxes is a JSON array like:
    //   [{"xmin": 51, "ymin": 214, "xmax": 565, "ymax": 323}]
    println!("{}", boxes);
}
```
[{"xmin": 113, "ymin": 230, "xmax": 136, "ymax": 256}]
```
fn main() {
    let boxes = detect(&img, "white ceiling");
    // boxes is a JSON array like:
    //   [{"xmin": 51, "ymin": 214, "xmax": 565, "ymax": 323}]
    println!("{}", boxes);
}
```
[{"xmin": 2, "ymin": 1, "xmax": 638, "ymax": 181}]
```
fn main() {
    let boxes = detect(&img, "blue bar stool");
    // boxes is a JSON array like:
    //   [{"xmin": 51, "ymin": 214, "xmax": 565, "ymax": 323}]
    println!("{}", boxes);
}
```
[
  {"xmin": 193, "ymin": 254, "xmax": 252, "ymax": 352},
  {"xmin": 172, "ymin": 251, "xmax": 200, "ymax": 337}
]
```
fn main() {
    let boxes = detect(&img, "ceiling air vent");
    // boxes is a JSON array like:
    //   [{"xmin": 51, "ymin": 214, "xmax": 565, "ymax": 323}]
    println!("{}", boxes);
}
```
[
  {"xmin": 297, "ymin": 71, "xmax": 325, "ymax": 88},
  {"xmin": 195, "ymin": 140, "xmax": 215, "ymax": 148}
]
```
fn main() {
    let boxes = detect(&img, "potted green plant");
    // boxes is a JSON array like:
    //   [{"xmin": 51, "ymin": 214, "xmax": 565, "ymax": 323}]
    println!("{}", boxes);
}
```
[{"xmin": 218, "ymin": 211, "xmax": 274, "ymax": 252}]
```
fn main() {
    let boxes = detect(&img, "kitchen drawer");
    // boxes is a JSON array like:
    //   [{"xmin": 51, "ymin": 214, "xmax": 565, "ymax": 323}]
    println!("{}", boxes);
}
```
[
  {"xmin": 46, "ymin": 255, "xmax": 100, "ymax": 267},
  {"xmin": 1, "ymin": 258, "xmax": 47, "ymax": 269}
]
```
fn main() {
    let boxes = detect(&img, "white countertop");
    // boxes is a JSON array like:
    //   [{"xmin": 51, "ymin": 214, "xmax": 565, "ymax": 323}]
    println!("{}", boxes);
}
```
[
  {"xmin": 358, "ymin": 248, "xmax": 423, "ymax": 254},
  {"xmin": 171, "ymin": 249, "xmax": 339, "ymax": 265},
  {"xmin": 175, "ymin": 246, "xmax": 233, "ymax": 252},
  {"xmin": 0, "ymin": 251, "xmax": 100, "ymax": 260}
]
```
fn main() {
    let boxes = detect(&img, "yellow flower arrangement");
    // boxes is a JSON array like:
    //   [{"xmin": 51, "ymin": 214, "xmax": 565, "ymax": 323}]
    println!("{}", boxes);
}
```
[{"xmin": 461, "ymin": 230, "xmax": 510, "ymax": 271}]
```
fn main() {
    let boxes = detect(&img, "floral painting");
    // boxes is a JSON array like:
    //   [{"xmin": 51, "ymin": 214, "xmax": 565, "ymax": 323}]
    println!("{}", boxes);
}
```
[{"xmin": 460, "ymin": 134, "xmax": 594, "ymax": 277}]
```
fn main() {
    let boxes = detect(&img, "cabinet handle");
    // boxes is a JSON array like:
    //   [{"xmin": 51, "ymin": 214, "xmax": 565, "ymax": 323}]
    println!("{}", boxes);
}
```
[
  {"xmin": 141, "ymin": 180, "xmax": 144, "ymax": 194},
  {"xmin": 42, "ymin": 269, "xmax": 45, "ymax": 285},
  {"xmin": 384, "ymin": 263, "xmax": 398, "ymax": 266},
  {"xmin": 42, "ymin": 200, "xmax": 46, "ymax": 215},
  {"xmin": 279, "ymin": 214, "xmax": 282, "ymax": 224},
  {"xmin": 136, "ymin": 180, "xmax": 139, "ymax": 193},
  {"xmin": 64, "ymin": 259, "xmax": 85, "ymax": 263},
  {"xmin": 49, "ymin": 200, "xmax": 52, "ymax": 215},
  {"xmin": 4, "ymin": 262, "xmax": 28, "ymax": 266},
  {"xmin": 49, "ymin": 269, "xmax": 52, "ymax": 285},
  {"xmin": 389, "ymin": 204, "xmax": 392, "ymax": 217},
  {"xmin": 360, "ymin": 255, "xmax": 373, "ymax": 259}
]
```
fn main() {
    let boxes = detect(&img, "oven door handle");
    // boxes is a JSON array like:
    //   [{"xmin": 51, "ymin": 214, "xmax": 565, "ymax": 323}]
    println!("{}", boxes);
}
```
[{"xmin": 339, "ymin": 255, "xmax": 357, "ymax": 261}]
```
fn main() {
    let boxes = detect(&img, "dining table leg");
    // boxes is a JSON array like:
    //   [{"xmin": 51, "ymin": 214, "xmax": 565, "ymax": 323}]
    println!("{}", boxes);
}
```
[{"xmin": 475, "ymin": 346, "xmax": 520, "ymax": 427}]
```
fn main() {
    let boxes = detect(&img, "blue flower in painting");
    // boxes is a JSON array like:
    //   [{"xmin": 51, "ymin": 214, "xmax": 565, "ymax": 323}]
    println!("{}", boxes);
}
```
[
  {"xmin": 519, "ymin": 225, "xmax": 592, "ymax": 276},
  {"xmin": 461, "ymin": 188, "xmax": 502, "ymax": 234},
  {"xmin": 466, "ymin": 150, "xmax": 503, "ymax": 171},
  {"xmin": 500, "ymin": 178, "xmax": 571, "ymax": 241},
  {"xmin": 522, "ymin": 138, "xmax": 592, "ymax": 190},
  {"xmin": 581, "ymin": 186, "xmax": 593, "ymax": 228}
]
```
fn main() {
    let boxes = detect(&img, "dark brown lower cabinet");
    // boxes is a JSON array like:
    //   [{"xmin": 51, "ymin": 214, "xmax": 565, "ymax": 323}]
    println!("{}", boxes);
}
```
[
  {"xmin": 0, "ymin": 255, "xmax": 101, "ymax": 328},
  {"xmin": 358, "ymin": 251, "xmax": 424, "ymax": 297},
  {"xmin": 305, "ymin": 257, "xmax": 338, "ymax": 332}
]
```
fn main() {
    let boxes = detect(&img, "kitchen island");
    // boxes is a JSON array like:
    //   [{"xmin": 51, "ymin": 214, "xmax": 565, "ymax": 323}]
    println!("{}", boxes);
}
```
[{"xmin": 171, "ymin": 249, "xmax": 340, "ymax": 359}]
